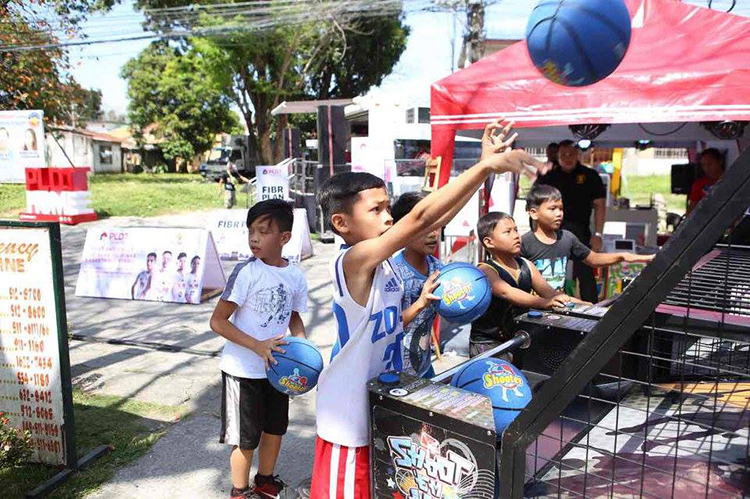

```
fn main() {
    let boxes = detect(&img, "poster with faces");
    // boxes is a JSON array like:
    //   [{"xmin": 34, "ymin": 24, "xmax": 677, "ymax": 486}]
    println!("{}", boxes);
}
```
[
  {"xmin": 0, "ymin": 110, "xmax": 46, "ymax": 184},
  {"xmin": 75, "ymin": 227, "xmax": 225, "ymax": 305}
]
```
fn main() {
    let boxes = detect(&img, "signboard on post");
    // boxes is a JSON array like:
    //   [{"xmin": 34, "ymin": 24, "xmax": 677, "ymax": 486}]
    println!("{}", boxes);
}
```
[
  {"xmin": 0, "ymin": 221, "xmax": 75, "ymax": 466},
  {"xmin": 75, "ymin": 227, "xmax": 225, "ymax": 304},
  {"xmin": 255, "ymin": 165, "xmax": 290, "ymax": 201},
  {"xmin": 0, "ymin": 110, "xmax": 46, "ymax": 184},
  {"xmin": 208, "ymin": 209, "xmax": 313, "ymax": 264}
]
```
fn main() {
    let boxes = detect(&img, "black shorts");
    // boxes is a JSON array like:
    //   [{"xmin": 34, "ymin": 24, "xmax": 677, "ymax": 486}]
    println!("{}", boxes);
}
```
[{"xmin": 220, "ymin": 372, "xmax": 289, "ymax": 450}]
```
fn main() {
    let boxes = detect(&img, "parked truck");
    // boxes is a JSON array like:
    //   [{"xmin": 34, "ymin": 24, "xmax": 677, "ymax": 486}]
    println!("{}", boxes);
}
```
[{"xmin": 199, "ymin": 135, "xmax": 254, "ymax": 181}]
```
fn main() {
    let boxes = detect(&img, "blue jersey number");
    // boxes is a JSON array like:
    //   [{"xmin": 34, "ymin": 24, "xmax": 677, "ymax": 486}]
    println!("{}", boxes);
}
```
[
  {"xmin": 369, "ymin": 306, "xmax": 403, "ymax": 371},
  {"xmin": 370, "ymin": 306, "xmax": 399, "ymax": 343}
]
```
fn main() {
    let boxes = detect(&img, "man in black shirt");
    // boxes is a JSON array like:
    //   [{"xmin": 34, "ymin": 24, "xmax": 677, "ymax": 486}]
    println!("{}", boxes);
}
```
[
  {"xmin": 535, "ymin": 140, "xmax": 606, "ymax": 302},
  {"xmin": 546, "ymin": 142, "xmax": 560, "ymax": 167}
]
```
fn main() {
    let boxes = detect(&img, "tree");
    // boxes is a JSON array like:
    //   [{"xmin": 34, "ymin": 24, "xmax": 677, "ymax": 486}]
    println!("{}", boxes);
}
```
[
  {"xmin": 134, "ymin": 0, "xmax": 409, "ymax": 164},
  {"xmin": 121, "ymin": 43, "xmax": 240, "ymax": 170},
  {"xmin": 0, "ymin": 1, "xmax": 117, "ymax": 124},
  {"xmin": 75, "ymin": 87, "xmax": 103, "ymax": 123}
]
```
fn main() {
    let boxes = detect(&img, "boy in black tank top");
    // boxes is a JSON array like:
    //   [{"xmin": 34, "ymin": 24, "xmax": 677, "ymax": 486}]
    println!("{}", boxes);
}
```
[{"xmin": 470, "ymin": 212, "xmax": 580, "ymax": 360}]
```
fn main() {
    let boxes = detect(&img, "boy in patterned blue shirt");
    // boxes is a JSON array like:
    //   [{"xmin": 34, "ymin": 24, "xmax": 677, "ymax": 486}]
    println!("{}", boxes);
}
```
[{"xmin": 391, "ymin": 191, "xmax": 442, "ymax": 378}]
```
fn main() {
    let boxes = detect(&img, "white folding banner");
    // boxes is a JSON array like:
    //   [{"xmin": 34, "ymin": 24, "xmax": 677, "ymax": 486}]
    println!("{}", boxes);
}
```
[
  {"xmin": 208, "ymin": 208, "xmax": 313, "ymax": 264},
  {"xmin": 0, "ymin": 110, "xmax": 46, "ymax": 183},
  {"xmin": 75, "ymin": 227, "xmax": 225, "ymax": 304},
  {"xmin": 283, "ymin": 208, "xmax": 314, "ymax": 264},
  {"xmin": 208, "ymin": 211, "xmax": 252, "ymax": 260}
]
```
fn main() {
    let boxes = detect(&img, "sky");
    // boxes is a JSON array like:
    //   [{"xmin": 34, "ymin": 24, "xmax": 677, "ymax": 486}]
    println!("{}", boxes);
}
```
[{"xmin": 67, "ymin": 0, "xmax": 750, "ymax": 116}]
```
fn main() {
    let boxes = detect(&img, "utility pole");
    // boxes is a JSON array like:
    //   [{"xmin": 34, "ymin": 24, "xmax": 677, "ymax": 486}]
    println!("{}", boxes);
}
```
[
  {"xmin": 437, "ymin": 0, "xmax": 490, "ymax": 68},
  {"xmin": 464, "ymin": 0, "xmax": 486, "ymax": 66}
]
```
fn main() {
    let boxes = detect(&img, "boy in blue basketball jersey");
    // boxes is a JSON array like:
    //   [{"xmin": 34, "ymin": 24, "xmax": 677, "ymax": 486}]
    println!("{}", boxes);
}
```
[
  {"xmin": 391, "ymin": 191, "xmax": 442, "ymax": 378},
  {"xmin": 210, "ymin": 199, "xmax": 308, "ymax": 499},
  {"xmin": 310, "ymin": 119, "xmax": 549, "ymax": 498}
]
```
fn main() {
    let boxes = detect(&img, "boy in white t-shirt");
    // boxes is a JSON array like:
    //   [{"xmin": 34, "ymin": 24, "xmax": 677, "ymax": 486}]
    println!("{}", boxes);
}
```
[
  {"xmin": 210, "ymin": 199, "xmax": 308, "ymax": 499},
  {"xmin": 311, "ymin": 119, "xmax": 548, "ymax": 498}
]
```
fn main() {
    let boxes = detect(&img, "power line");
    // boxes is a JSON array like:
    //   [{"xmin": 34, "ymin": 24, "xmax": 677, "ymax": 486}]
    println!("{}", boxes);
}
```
[{"xmin": 1, "ymin": 0, "xmax": 430, "ymax": 52}]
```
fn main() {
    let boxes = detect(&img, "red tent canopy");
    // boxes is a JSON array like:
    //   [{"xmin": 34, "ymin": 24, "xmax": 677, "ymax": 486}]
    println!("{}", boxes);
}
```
[{"xmin": 430, "ymin": 0, "xmax": 750, "ymax": 186}]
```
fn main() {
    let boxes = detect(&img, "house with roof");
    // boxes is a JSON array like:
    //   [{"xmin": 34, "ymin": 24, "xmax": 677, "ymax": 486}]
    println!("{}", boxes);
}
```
[{"xmin": 46, "ymin": 126, "xmax": 124, "ymax": 173}]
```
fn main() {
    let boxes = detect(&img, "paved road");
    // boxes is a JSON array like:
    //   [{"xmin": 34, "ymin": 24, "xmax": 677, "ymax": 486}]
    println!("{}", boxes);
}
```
[{"xmin": 58, "ymin": 210, "xmax": 467, "ymax": 498}]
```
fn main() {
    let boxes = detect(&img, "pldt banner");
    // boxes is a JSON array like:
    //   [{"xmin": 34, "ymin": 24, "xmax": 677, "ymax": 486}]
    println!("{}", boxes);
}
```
[
  {"xmin": 208, "ymin": 209, "xmax": 313, "ymax": 263},
  {"xmin": 75, "ymin": 227, "xmax": 225, "ymax": 304}
]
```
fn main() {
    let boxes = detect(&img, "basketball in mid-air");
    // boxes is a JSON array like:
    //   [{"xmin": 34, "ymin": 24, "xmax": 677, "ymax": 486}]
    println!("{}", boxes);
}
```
[
  {"xmin": 434, "ymin": 262, "xmax": 491, "ymax": 324},
  {"xmin": 266, "ymin": 337, "xmax": 323, "ymax": 396},
  {"xmin": 451, "ymin": 358, "xmax": 532, "ymax": 436},
  {"xmin": 526, "ymin": 0, "xmax": 632, "ymax": 86}
]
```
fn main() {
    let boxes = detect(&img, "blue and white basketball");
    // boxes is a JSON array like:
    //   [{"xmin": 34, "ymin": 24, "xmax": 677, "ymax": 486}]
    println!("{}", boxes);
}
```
[
  {"xmin": 451, "ymin": 358, "xmax": 532, "ymax": 436},
  {"xmin": 267, "ymin": 337, "xmax": 323, "ymax": 396},
  {"xmin": 526, "ymin": 0, "xmax": 632, "ymax": 87},
  {"xmin": 434, "ymin": 262, "xmax": 491, "ymax": 324}
]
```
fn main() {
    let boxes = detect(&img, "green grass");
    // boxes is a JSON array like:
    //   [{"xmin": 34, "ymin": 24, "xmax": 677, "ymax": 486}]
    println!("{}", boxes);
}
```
[
  {"xmin": 2, "ymin": 171, "xmax": 687, "ymax": 220},
  {"xmin": 622, "ymin": 175, "xmax": 687, "ymax": 214},
  {"xmin": 0, "ymin": 389, "xmax": 185, "ymax": 498},
  {"xmin": 0, "ymin": 172, "xmax": 250, "ymax": 219},
  {"xmin": 0, "ymin": 183, "xmax": 26, "ymax": 218}
]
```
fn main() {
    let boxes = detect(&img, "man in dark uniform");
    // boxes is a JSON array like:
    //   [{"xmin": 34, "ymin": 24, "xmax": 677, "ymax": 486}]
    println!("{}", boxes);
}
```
[{"xmin": 535, "ymin": 140, "xmax": 606, "ymax": 302}]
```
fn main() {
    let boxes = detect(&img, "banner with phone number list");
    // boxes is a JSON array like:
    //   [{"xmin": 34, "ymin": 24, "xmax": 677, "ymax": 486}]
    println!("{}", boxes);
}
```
[{"xmin": 0, "ymin": 224, "xmax": 70, "ymax": 465}]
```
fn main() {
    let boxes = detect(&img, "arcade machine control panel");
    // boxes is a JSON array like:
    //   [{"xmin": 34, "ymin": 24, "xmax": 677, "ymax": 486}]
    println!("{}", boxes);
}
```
[
  {"xmin": 368, "ymin": 372, "xmax": 498, "ymax": 499},
  {"xmin": 514, "ymin": 303, "xmax": 641, "ymax": 379}
]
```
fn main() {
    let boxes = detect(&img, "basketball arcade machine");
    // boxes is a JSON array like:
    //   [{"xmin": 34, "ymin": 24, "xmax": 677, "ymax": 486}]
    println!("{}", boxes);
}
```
[{"xmin": 367, "ymin": 144, "xmax": 750, "ymax": 497}]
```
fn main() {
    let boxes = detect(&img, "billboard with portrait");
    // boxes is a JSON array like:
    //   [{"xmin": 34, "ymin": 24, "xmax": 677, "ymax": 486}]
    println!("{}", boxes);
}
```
[{"xmin": 0, "ymin": 110, "xmax": 46, "ymax": 183}]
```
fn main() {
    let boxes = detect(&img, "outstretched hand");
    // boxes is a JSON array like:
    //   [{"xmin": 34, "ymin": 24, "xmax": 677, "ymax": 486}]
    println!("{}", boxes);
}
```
[
  {"xmin": 480, "ymin": 119, "xmax": 550, "ymax": 179},
  {"xmin": 623, "ymin": 253, "xmax": 656, "ymax": 264},
  {"xmin": 481, "ymin": 118, "xmax": 518, "ymax": 159}
]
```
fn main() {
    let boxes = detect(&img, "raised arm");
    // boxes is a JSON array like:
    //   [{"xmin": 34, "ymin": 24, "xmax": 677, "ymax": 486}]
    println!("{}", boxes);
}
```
[{"xmin": 345, "ymin": 120, "xmax": 548, "ymax": 277}]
